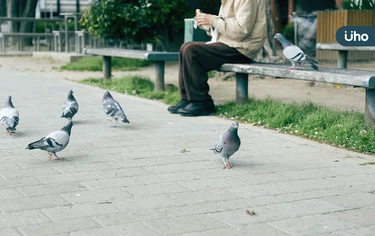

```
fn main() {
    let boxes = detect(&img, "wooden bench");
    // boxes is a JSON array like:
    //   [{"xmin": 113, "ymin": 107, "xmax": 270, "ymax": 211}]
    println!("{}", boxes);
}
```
[
  {"xmin": 316, "ymin": 43, "xmax": 375, "ymax": 69},
  {"xmin": 0, "ymin": 32, "xmax": 54, "ymax": 52},
  {"xmin": 83, "ymin": 48, "xmax": 179, "ymax": 91},
  {"xmin": 218, "ymin": 63, "xmax": 375, "ymax": 128}
]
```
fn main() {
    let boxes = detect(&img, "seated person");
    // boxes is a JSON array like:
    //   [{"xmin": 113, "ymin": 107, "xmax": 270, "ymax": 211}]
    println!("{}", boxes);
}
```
[{"xmin": 168, "ymin": 0, "xmax": 267, "ymax": 116}]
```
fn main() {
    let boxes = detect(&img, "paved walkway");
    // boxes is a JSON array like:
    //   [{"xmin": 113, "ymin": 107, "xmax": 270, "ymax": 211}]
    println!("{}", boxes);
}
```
[{"xmin": 1, "ymin": 65, "xmax": 375, "ymax": 236}]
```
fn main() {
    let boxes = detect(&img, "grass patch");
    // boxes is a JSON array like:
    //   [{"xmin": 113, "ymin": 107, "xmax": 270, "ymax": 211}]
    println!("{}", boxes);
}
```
[
  {"xmin": 216, "ymin": 97, "xmax": 375, "ymax": 154},
  {"xmin": 80, "ymin": 76, "xmax": 180, "ymax": 105},
  {"xmin": 60, "ymin": 56, "xmax": 152, "ymax": 71}
]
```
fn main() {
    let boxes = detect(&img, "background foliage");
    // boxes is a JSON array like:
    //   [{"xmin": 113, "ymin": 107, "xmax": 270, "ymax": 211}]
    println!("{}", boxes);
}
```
[
  {"xmin": 80, "ymin": 0, "xmax": 221, "ymax": 49},
  {"xmin": 342, "ymin": 0, "xmax": 375, "ymax": 9}
]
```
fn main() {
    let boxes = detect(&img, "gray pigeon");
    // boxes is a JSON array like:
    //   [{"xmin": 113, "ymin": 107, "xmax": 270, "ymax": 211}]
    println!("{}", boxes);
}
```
[
  {"xmin": 211, "ymin": 121, "xmax": 241, "ymax": 169},
  {"xmin": 26, "ymin": 120, "xmax": 73, "ymax": 160},
  {"xmin": 61, "ymin": 90, "xmax": 79, "ymax": 119},
  {"xmin": 0, "ymin": 95, "xmax": 19, "ymax": 135},
  {"xmin": 102, "ymin": 90, "xmax": 130, "ymax": 127},
  {"xmin": 274, "ymin": 33, "xmax": 319, "ymax": 70}
]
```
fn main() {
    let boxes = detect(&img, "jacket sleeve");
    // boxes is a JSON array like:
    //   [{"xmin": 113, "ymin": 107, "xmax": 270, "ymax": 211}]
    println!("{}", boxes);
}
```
[{"xmin": 210, "ymin": 0, "xmax": 259, "ymax": 41}]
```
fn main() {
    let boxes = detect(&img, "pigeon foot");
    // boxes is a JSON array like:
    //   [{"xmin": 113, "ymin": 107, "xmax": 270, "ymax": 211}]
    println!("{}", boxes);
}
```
[
  {"xmin": 223, "ymin": 162, "xmax": 233, "ymax": 169},
  {"xmin": 53, "ymin": 153, "xmax": 62, "ymax": 160}
]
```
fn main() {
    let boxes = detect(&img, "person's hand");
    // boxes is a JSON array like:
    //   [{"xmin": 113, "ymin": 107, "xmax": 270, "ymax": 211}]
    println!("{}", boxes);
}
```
[{"xmin": 196, "ymin": 12, "xmax": 213, "ymax": 26}]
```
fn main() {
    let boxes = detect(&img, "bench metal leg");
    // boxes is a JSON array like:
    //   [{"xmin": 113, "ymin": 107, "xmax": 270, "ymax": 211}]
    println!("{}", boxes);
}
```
[
  {"xmin": 365, "ymin": 89, "xmax": 375, "ymax": 128},
  {"xmin": 155, "ymin": 61, "xmax": 165, "ymax": 91},
  {"xmin": 236, "ymin": 73, "xmax": 248, "ymax": 104},
  {"xmin": 338, "ymin": 50, "xmax": 348, "ymax": 69},
  {"xmin": 103, "ymin": 56, "xmax": 112, "ymax": 80}
]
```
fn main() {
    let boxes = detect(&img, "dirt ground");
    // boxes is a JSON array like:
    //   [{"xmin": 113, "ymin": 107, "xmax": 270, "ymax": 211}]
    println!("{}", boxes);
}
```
[{"xmin": 0, "ymin": 55, "xmax": 374, "ymax": 112}]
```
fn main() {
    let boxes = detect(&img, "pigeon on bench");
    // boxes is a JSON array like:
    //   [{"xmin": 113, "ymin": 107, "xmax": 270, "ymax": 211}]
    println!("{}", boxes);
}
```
[
  {"xmin": 61, "ymin": 90, "xmax": 79, "ymax": 120},
  {"xmin": 0, "ymin": 95, "xmax": 19, "ymax": 135},
  {"xmin": 274, "ymin": 33, "xmax": 319, "ymax": 70},
  {"xmin": 102, "ymin": 90, "xmax": 130, "ymax": 127},
  {"xmin": 26, "ymin": 120, "xmax": 73, "ymax": 160},
  {"xmin": 211, "ymin": 121, "xmax": 241, "ymax": 169}
]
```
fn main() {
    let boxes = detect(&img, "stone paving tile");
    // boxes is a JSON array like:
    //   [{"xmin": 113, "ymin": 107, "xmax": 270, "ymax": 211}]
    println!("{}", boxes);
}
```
[
  {"xmin": 41, "ymin": 203, "xmax": 122, "ymax": 221},
  {"xmin": 178, "ymin": 177, "xmax": 244, "ymax": 191},
  {"xmin": 209, "ymin": 206, "xmax": 290, "ymax": 227},
  {"xmin": 0, "ymin": 176, "xmax": 42, "ymax": 189},
  {"xmin": 60, "ymin": 188, "xmax": 132, "ymax": 204},
  {"xmin": 92, "ymin": 167, "xmax": 153, "ymax": 178},
  {"xmin": 203, "ymin": 224, "xmax": 291, "ymax": 236},
  {"xmin": 0, "ymin": 195, "xmax": 70, "ymax": 212},
  {"xmin": 170, "ymin": 189, "xmax": 243, "ymax": 205},
  {"xmin": 0, "ymin": 188, "xmax": 24, "ymax": 200},
  {"xmin": 36, "ymin": 172, "xmax": 100, "ymax": 184},
  {"xmin": 0, "ymin": 167, "xmax": 61, "ymax": 179},
  {"xmin": 17, "ymin": 182, "xmax": 87, "ymax": 197},
  {"xmin": 134, "ymin": 172, "xmax": 198, "ymax": 184},
  {"xmin": 52, "ymin": 162, "xmax": 114, "ymax": 173},
  {"xmin": 122, "ymin": 182, "xmax": 191, "ymax": 197},
  {"xmin": 17, "ymin": 218, "xmax": 101, "ymax": 236},
  {"xmin": 266, "ymin": 199, "xmax": 346, "ymax": 218},
  {"xmin": 276, "ymin": 184, "xmax": 375, "ymax": 202},
  {"xmin": 93, "ymin": 209, "xmax": 168, "ymax": 227},
  {"xmin": 78, "ymin": 176, "xmax": 142, "ymax": 190},
  {"xmin": 320, "ymin": 225, "xmax": 375, "ymax": 236},
  {"xmin": 144, "ymin": 214, "xmax": 226, "ymax": 235},
  {"xmin": 219, "ymin": 195, "xmax": 284, "ymax": 210},
  {"xmin": 0, "ymin": 210, "xmax": 51, "ymax": 228},
  {"xmin": 111, "ymin": 195, "xmax": 185, "ymax": 212},
  {"xmin": 331, "ymin": 207, "xmax": 375, "ymax": 227},
  {"xmin": 160, "ymin": 202, "xmax": 230, "ymax": 217},
  {"xmin": 322, "ymin": 192, "xmax": 375, "ymax": 209},
  {"xmin": 0, "ymin": 228, "xmax": 22, "ymax": 236},
  {"xmin": 70, "ymin": 223, "xmax": 161, "ymax": 236},
  {"xmin": 269, "ymin": 215, "xmax": 356, "ymax": 236}
]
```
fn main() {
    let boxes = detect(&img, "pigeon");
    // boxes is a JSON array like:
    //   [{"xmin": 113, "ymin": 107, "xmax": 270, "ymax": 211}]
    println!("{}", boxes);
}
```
[
  {"xmin": 211, "ymin": 121, "xmax": 241, "ymax": 169},
  {"xmin": 274, "ymin": 33, "xmax": 319, "ymax": 70},
  {"xmin": 102, "ymin": 90, "xmax": 130, "ymax": 127},
  {"xmin": 0, "ymin": 95, "xmax": 19, "ymax": 135},
  {"xmin": 26, "ymin": 120, "xmax": 73, "ymax": 160},
  {"xmin": 61, "ymin": 90, "xmax": 79, "ymax": 119}
]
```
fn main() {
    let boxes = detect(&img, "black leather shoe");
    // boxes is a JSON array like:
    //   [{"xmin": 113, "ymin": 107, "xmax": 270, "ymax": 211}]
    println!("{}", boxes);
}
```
[
  {"xmin": 177, "ymin": 101, "xmax": 215, "ymax": 116},
  {"xmin": 167, "ymin": 99, "xmax": 189, "ymax": 114}
]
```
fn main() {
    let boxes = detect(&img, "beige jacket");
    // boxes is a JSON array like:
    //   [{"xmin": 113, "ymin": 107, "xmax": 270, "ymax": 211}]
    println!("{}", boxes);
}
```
[{"xmin": 207, "ymin": 0, "xmax": 267, "ymax": 60}]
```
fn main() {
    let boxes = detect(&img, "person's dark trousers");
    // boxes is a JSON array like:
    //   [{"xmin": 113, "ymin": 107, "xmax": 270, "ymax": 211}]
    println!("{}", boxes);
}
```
[{"xmin": 173, "ymin": 41, "xmax": 252, "ymax": 116}]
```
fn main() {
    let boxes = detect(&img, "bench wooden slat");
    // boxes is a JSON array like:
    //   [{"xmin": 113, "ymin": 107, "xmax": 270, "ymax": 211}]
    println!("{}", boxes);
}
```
[
  {"xmin": 219, "ymin": 63, "xmax": 375, "ymax": 88},
  {"xmin": 83, "ymin": 48, "xmax": 179, "ymax": 61},
  {"xmin": 316, "ymin": 43, "xmax": 375, "ymax": 51}
]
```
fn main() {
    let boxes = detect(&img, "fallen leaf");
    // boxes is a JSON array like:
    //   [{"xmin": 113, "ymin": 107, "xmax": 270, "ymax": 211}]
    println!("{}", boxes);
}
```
[{"xmin": 181, "ymin": 149, "xmax": 190, "ymax": 153}]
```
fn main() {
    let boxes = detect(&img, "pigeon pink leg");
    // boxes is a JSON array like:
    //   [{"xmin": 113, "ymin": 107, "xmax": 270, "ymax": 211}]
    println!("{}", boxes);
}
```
[{"xmin": 52, "ymin": 152, "xmax": 61, "ymax": 160}]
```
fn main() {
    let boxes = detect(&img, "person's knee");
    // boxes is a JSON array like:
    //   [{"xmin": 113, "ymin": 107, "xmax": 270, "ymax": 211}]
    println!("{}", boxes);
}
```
[
  {"xmin": 181, "ymin": 43, "xmax": 200, "ymax": 56},
  {"xmin": 180, "ymin": 42, "xmax": 192, "ymax": 53}
]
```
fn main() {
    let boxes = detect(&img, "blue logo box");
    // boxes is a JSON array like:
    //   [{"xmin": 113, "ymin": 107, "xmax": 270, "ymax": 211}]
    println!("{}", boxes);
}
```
[{"xmin": 336, "ymin": 26, "xmax": 375, "ymax": 46}]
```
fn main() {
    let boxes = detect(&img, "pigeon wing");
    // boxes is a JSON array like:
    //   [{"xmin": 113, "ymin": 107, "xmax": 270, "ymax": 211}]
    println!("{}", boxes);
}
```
[
  {"xmin": 0, "ymin": 107, "xmax": 19, "ymax": 131},
  {"xmin": 283, "ymin": 45, "xmax": 306, "ymax": 62}
]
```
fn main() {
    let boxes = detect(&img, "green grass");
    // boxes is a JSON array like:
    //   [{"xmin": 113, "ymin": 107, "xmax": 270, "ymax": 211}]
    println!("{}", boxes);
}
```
[
  {"xmin": 216, "ymin": 97, "xmax": 375, "ymax": 154},
  {"xmin": 80, "ymin": 76, "xmax": 180, "ymax": 105},
  {"xmin": 60, "ymin": 56, "xmax": 152, "ymax": 71},
  {"xmin": 80, "ymin": 75, "xmax": 375, "ymax": 154}
]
